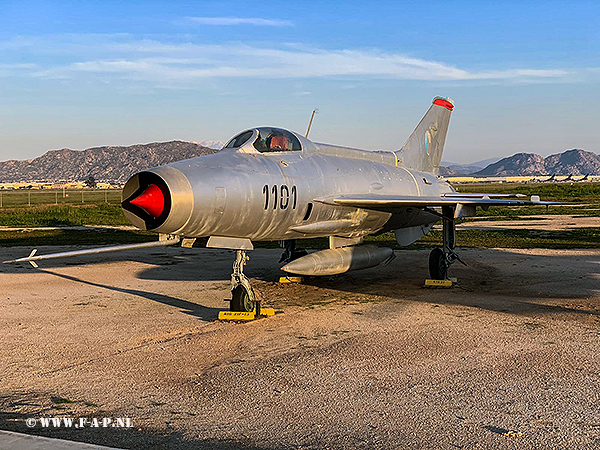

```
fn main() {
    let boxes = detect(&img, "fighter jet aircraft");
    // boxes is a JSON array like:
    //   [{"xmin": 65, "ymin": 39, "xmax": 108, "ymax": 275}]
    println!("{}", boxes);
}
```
[
  {"xmin": 541, "ymin": 174, "xmax": 557, "ymax": 182},
  {"xmin": 558, "ymin": 174, "xmax": 574, "ymax": 182},
  {"xmin": 4, "ymin": 97, "xmax": 568, "ymax": 312}
]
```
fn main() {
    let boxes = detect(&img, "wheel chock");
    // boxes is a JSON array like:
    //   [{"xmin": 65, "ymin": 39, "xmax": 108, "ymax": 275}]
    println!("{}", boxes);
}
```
[
  {"xmin": 279, "ymin": 276, "xmax": 303, "ymax": 284},
  {"xmin": 424, "ymin": 279, "xmax": 453, "ymax": 288},
  {"xmin": 218, "ymin": 308, "xmax": 276, "ymax": 322},
  {"xmin": 218, "ymin": 311, "xmax": 255, "ymax": 321}
]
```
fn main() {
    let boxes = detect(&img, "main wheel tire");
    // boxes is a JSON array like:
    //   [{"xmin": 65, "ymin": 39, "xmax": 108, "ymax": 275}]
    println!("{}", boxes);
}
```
[
  {"xmin": 231, "ymin": 285, "xmax": 255, "ymax": 312},
  {"xmin": 429, "ymin": 247, "xmax": 448, "ymax": 280}
]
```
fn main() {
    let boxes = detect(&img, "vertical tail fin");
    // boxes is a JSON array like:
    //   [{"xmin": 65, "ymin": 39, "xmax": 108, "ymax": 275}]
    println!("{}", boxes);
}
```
[{"xmin": 395, "ymin": 97, "xmax": 454, "ymax": 175}]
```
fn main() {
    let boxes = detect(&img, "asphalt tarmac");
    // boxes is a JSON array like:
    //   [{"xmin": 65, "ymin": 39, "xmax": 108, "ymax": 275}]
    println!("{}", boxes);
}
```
[{"xmin": 1, "ymin": 246, "xmax": 599, "ymax": 449}]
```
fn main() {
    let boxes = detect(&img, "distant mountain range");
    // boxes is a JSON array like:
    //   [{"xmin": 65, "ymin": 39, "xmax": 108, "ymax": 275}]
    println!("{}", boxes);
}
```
[
  {"xmin": 440, "ymin": 157, "xmax": 500, "ymax": 176},
  {"xmin": 1, "ymin": 142, "xmax": 597, "ymax": 184},
  {"xmin": 0, "ymin": 141, "xmax": 218, "ymax": 184},
  {"xmin": 440, "ymin": 149, "xmax": 600, "ymax": 177},
  {"xmin": 198, "ymin": 140, "xmax": 226, "ymax": 150}
]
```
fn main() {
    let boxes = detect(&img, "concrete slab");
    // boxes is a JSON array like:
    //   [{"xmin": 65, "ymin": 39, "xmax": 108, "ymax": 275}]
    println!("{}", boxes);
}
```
[{"xmin": 0, "ymin": 430, "xmax": 123, "ymax": 450}]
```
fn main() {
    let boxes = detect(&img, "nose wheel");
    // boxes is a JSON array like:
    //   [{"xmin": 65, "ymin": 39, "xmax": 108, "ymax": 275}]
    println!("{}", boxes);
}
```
[
  {"xmin": 231, "ymin": 284, "xmax": 255, "ymax": 312},
  {"xmin": 428, "ymin": 206, "xmax": 466, "ymax": 280},
  {"xmin": 230, "ymin": 250, "xmax": 256, "ymax": 312}
]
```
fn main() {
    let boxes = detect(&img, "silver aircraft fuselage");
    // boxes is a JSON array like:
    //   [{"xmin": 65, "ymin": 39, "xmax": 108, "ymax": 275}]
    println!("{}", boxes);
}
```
[{"xmin": 121, "ymin": 130, "xmax": 453, "ymax": 242}]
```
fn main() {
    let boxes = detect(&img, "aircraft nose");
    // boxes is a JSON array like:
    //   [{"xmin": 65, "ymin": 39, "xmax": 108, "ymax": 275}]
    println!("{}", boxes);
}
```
[{"xmin": 129, "ymin": 184, "xmax": 165, "ymax": 218}]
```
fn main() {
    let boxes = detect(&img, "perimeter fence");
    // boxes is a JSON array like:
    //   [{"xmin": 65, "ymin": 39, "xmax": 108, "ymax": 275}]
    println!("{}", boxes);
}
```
[{"xmin": 0, "ymin": 189, "xmax": 123, "ymax": 208}]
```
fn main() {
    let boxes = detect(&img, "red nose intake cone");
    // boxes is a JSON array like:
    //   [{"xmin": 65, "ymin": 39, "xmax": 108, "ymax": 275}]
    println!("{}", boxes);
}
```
[{"xmin": 129, "ymin": 184, "xmax": 165, "ymax": 218}]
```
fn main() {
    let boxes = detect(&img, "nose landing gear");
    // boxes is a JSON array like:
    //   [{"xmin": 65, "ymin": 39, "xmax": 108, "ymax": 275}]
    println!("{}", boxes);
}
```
[
  {"xmin": 230, "ymin": 250, "xmax": 256, "ymax": 312},
  {"xmin": 428, "ymin": 206, "xmax": 466, "ymax": 280}
]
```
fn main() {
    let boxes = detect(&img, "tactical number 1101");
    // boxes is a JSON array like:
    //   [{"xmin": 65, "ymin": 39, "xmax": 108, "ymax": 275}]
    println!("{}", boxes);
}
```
[{"xmin": 263, "ymin": 184, "xmax": 297, "ymax": 210}]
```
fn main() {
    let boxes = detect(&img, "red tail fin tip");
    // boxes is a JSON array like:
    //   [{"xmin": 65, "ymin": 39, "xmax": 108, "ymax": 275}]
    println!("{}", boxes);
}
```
[{"xmin": 433, "ymin": 98, "xmax": 454, "ymax": 111}]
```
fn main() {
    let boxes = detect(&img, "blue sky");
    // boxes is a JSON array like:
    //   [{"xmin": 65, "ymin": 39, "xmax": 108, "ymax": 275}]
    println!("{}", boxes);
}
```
[{"xmin": 1, "ymin": 0, "xmax": 599, "ymax": 163}]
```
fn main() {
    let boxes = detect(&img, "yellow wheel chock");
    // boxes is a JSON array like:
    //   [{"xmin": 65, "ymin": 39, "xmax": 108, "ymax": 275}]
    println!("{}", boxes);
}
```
[
  {"xmin": 279, "ymin": 276, "xmax": 304, "ymax": 284},
  {"xmin": 218, "ymin": 303, "xmax": 276, "ymax": 322},
  {"xmin": 423, "ymin": 279, "xmax": 454, "ymax": 288}
]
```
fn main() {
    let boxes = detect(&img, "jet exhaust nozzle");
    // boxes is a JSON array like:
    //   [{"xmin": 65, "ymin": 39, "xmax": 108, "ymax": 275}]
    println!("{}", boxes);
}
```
[{"xmin": 281, "ymin": 245, "xmax": 394, "ymax": 276}]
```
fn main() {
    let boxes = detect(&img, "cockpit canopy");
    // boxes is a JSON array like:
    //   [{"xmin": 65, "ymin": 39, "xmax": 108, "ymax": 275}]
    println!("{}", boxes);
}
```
[{"xmin": 224, "ymin": 127, "xmax": 302, "ymax": 153}]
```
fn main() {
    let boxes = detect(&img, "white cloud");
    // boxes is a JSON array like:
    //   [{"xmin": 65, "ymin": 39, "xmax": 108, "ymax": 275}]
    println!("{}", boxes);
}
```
[
  {"xmin": 188, "ymin": 17, "xmax": 292, "ymax": 27},
  {"xmin": 0, "ymin": 62, "xmax": 37, "ymax": 77},
  {"xmin": 44, "ymin": 45, "xmax": 575, "ymax": 82},
  {"xmin": 0, "ymin": 63, "xmax": 37, "ymax": 69},
  {"xmin": 3, "ymin": 34, "xmax": 592, "ymax": 85}
]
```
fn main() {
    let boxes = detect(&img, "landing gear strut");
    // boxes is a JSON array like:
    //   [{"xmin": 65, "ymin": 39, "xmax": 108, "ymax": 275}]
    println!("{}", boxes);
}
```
[
  {"xmin": 230, "ymin": 250, "xmax": 256, "ymax": 312},
  {"xmin": 429, "ymin": 206, "xmax": 466, "ymax": 280},
  {"xmin": 279, "ymin": 239, "xmax": 308, "ymax": 264}
]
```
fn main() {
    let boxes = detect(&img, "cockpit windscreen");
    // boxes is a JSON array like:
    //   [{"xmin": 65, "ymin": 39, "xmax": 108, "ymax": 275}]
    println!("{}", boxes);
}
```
[
  {"xmin": 253, "ymin": 128, "xmax": 302, "ymax": 153},
  {"xmin": 224, "ymin": 130, "xmax": 254, "ymax": 149}
]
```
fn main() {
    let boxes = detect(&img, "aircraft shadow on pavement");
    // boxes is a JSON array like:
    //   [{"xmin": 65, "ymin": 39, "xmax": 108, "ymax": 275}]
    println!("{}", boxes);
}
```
[
  {"xmin": 0, "ymin": 247, "xmax": 242, "ymax": 282},
  {"xmin": 0, "ymin": 403, "xmax": 267, "ymax": 450},
  {"xmin": 294, "ymin": 248, "xmax": 600, "ymax": 319},
  {"xmin": 129, "ymin": 247, "xmax": 600, "ymax": 319},
  {"xmin": 3, "ymin": 247, "xmax": 598, "ymax": 319},
  {"xmin": 37, "ymin": 269, "xmax": 222, "ymax": 321}
]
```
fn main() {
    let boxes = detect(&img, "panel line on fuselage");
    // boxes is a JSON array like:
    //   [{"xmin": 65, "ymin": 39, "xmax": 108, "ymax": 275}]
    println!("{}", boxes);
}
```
[{"xmin": 399, "ymin": 167, "xmax": 421, "ymax": 196}]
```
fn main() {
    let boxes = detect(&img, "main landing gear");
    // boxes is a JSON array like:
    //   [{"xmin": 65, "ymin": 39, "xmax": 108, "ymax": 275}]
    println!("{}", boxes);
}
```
[
  {"xmin": 429, "ymin": 206, "xmax": 466, "ymax": 280},
  {"xmin": 278, "ymin": 239, "xmax": 307, "ymax": 265},
  {"xmin": 230, "ymin": 250, "xmax": 256, "ymax": 312}
]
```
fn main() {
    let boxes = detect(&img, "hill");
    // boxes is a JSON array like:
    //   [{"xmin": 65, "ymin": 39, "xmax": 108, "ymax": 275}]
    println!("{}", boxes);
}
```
[
  {"xmin": 3, "ymin": 143, "xmax": 598, "ymax": 183},
  {"xmin": 476, "ymin": 149, "xmax": 600, "ymax": 176},
  {"xmin": 438, "ymin": 166, "xmax": 462, "ymax": 176},
  {"xmin": 0, "ymin": 141, "xmax": 219, "ymax": 184}
]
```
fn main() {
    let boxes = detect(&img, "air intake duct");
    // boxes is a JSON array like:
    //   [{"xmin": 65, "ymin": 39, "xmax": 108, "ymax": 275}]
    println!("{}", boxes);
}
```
[{"xmin": 121, "ymin": 167, "xmax": 193, "ymax": 233}]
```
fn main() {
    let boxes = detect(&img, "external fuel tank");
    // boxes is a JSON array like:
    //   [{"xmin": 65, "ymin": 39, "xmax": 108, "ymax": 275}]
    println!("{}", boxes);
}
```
[{"xmin": 281, "ymin": 245, "xmax": 394, "ymax": 276}]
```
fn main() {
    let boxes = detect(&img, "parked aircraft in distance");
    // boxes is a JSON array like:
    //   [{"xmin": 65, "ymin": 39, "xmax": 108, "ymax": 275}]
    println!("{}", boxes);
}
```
[{"xmin": 4, "ymin": 97, "xmax": 570, "ymax": 312}]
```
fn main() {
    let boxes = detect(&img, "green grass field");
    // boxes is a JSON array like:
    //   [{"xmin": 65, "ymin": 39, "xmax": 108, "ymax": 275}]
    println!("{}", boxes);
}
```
[
  {"xmin": 0, "ymin": 189, "xmax": 122, "ymax": 208},
  {"xmin": 0, "ymin": 183, "xmax": 598, "ymax": 248},
  {"xmin": 0, "ymin": 204, "xmax": 129, "ymax": 227},
  {"xmin": 0, "ymin": 229, "xmax": 156, "ymax": 247}
]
